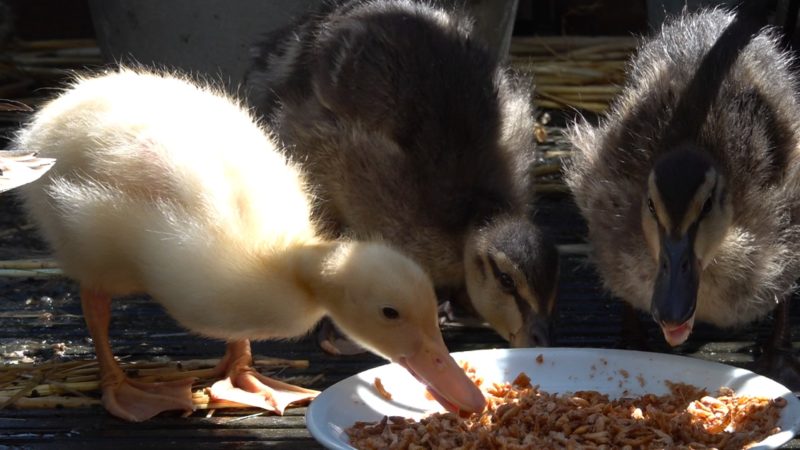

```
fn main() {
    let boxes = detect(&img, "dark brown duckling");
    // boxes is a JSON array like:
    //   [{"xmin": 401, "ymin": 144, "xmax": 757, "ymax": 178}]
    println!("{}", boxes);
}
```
[{"xmin": 246, "ymin": 0, "xmax": 559, "ymax": 352}]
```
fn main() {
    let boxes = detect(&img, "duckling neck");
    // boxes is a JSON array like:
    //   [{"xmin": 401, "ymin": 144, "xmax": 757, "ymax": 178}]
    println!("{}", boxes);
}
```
[
  {"xmin": 291, "ymin": 241, "xmax": 351, "ymax": 310},
  {"xmin": 210, "ymin": 241, "xmax": 351, "ymax": 340}
]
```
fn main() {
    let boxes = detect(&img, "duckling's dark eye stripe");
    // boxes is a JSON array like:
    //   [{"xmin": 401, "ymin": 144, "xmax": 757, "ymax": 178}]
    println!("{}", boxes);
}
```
[
  {"xmin": 487, "ymin": 255, "xmax": 532, "ymax": 315},
  {"xmin": 487, "ymin": 256, "xmax": 515, "ymax": 293},
  {"xmin": 512, "ymin": 291, "xmax": 532, "ymax": 317},
  {"xmin": 474, "ymin": 256, "xmax": 487, "ymax": 282}
]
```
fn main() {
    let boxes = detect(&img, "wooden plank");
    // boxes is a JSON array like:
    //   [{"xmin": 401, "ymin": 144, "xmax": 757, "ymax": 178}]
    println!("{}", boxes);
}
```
[{"xmin": 0, "ymin": 160, "xmax": 799, "ymax": 449}]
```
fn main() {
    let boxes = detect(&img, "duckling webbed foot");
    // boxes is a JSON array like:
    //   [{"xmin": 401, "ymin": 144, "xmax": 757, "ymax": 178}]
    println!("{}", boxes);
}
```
[
  {"xmin": 209, "ymin": 340, "xmax": 319, "ymax": 413},
  {"xmin": 317, "ymin": 317, "xmax": 366, "ymax": 356},
  {"xmin": 102, "ymin": 375, "xmax": 195, "ymax": 422},
  {"xmin": 81, "ymin": 288, "xmax": 194, "ymax": 421}
]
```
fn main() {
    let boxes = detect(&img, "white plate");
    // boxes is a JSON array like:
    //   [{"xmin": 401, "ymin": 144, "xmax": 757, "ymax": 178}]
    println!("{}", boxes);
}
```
[{"xmin": 306, "ymin": 348, "xmax": 800, "ymax": 449}]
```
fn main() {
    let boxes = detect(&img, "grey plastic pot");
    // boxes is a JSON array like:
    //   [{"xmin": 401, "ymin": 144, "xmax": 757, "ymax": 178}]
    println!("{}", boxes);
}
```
[{"xmin": 88, "ymin": 0, "xmax": 519, "ymax": 91}]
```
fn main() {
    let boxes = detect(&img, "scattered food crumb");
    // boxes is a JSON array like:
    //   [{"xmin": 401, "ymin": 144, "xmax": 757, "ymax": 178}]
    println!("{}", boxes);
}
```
[
  {"xmin": 512, "ymin": 372, "xmax": 531, "ymax": 388},
  {"xmin": 373, "ymin": 377, "xmax": 392, "ymax": 400},
  {"xmin": 536, "ymin": 353, "xmax": 544, "ymax": 364},
  {"xmin": 51, "ymin": 343, "xmax": 67, "ymax": 358}
]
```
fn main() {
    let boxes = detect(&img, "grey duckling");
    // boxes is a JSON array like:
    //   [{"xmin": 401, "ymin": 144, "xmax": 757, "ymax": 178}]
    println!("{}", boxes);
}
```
[
  {"xmin": 246, "ymin": 0, "xmax": 559, "ymax": 351},
  {"xmin": 565, "ymin": 5, "xmax": 800, "ymax": 387}
]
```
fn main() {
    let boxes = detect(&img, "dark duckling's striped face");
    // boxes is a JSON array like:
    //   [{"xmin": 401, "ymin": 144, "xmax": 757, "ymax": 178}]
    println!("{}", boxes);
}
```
[
  {"xmin": 641, "ymin": 146, "xmax": 732, "ymax": 347},
  {"xmin": 464, "ymin": 216, "xmax": 559, "ymax": 347}
]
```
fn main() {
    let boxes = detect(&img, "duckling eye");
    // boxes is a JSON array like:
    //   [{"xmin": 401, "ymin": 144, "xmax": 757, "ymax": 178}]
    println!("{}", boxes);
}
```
[
  {"xmin": 647, "ymin": 198, "xmax": 656, "ymax": 217},
  {"xmin": 498, "ymin": 273, "xmax": 515, "ymax": 292},
  {"xmin": 381, "ymin": 307, "xmax": 400, "ymax": 320},
  {"xmin": 700, "ymin": 196, "xmax": 713, "ymax": 217}
]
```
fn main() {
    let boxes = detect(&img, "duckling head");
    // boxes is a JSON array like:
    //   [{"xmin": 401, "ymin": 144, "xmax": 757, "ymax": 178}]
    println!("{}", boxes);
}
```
[
  {"xmin": 464, "ymin": 216, "xmax": 559, "ymax": 348},
  {"xmin": 322, "ymin": 242, "xmax": 486, "ymax": 414},
  {"xmin": 642, "ymin": 145, "xmax": 732, "ymax": 346}
]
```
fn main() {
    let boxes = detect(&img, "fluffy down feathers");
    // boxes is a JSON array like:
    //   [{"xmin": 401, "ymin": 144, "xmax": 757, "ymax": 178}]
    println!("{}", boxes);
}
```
[
  {"xmin": 246, "ymin": 0, "xmax": 558, "ymax": 347},
  {"xmin": 16, "ymin": 69, "xmax": 325, "ymax": 339},
  {"xmin": 565, "ymin": 9, "xmax": 800, "ymax": 327}
]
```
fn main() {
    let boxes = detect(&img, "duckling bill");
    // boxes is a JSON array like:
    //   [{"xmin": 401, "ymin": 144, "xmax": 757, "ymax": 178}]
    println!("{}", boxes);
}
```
[
  {"xmin": 645, "ymin": 148, "xmax": 724, "ymax": 346},
  {"xmin": 14, "ymin": 68, "xmax": 484, "ymax": 421}
]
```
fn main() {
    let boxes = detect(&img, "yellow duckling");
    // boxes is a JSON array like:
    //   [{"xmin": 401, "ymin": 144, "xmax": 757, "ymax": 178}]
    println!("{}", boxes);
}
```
[{"xmin": 14, "ymin": 69, "xmax": 485, "ymax": 421}]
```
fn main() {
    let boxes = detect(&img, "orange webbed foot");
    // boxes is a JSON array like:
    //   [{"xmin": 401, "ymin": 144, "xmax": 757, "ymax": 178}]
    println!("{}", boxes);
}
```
[
  {"xmin": 102, "ymin": 377, "xmax": 195, "ymax": 422},
  {"xmin": 209, "ymin": 340, "xmax": 319, "ymax": 414}
]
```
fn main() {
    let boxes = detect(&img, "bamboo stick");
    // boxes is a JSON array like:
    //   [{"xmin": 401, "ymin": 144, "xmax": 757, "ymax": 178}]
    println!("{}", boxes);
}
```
[
  {"xmin": 511, "ymin": 36, "xmax": 637, "ymax": 51},
  {"xmin": 0, "ymin": 355, "xmax": 314, "ymax": 410},
  {"xmin": 532, "ymin": 163, "xmax": 563, "ymax": 177},
  {"xmin": 540, "ymin": 150, "xmax": 575, "ymax": 159},
  {"xmin": 61, "ymin": 374, "xmax": 96, "ymax": 384},
  {"xmin": 526, "ymin": 65, "xmax": 609, "ymax": 78},
  {"xmin": 536, "ymin": 91, "xmax": 608, "ymax": 113},
  {"xmin": 0, "ymin": 268, "xmax": 63, "ymax": 278},
  {"xmin": 539, "ymin": 92, "xmax": 616, "ymax": 102},
  {"xmin": 0, "ymin": 259, "xmax": 59, "ymax": 270},
  {"xmin": 0, "ymin": 372, "xmax": 44, "ymax": 409},
  {"xmin": 0, "ymin": 380, "xmax": 99, "ymax": 397},
  {"xmin": 510, "ymin": 35, "xmax": 635, "ymax": 113},
  {"xmin": 0, "ymin": 395, "xmax": 101, "ymax": 408},
  {"xmin": 537, "ymin": 85, "xmax": 620, "ymax": 95}
]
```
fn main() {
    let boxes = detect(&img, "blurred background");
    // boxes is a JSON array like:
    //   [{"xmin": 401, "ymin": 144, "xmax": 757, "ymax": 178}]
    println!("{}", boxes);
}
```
[{"xmin": 1, "ymin": 0, "xmax": 799, "ymax": 131}]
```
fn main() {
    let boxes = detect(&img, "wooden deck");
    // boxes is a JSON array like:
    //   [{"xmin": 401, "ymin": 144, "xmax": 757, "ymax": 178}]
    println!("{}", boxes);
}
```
[{"xmin": 0, "ymin": 192, "xmax": 798, "ymax": 449}]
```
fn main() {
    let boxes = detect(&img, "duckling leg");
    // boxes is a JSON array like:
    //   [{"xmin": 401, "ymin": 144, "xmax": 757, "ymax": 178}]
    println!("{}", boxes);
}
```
[
  {"xmin": 753, "ymin": 299, "xmax": 800, "ymax": 391},
  {"xmin": 80, "ymin": 288, "xmax": 195, "ymax": 421},
  {"xmin": 209, "ymin": 340, "xmax": 319, "ymax": 414}
]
